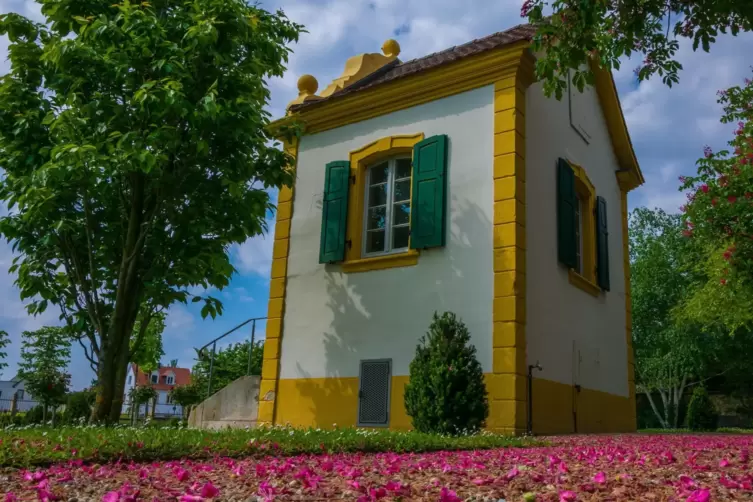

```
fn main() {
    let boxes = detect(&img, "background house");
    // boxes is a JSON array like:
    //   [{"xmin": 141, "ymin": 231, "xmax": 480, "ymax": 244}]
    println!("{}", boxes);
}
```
[
  {"xmin": 122, "ymin": 364, "xmax": 191, "ymax": 418},
  {"xmin": 0, "ymin": 376, "xmax": 39, "ymax": 412}
]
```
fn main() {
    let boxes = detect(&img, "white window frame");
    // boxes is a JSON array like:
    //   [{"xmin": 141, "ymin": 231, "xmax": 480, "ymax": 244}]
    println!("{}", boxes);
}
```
[
  {"xmin": 150, "ymin": 373, "xmax": 159, "ymax": 384},
  {"xmin": 362, "ymin": 156, "xmax": 412, "ymax": 257},
  {"xmin": 166, "ymin": 374, "xmax": 175, "ymax": 385}
]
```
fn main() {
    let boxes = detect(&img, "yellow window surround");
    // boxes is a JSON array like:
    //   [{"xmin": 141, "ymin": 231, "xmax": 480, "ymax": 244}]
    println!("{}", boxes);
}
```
[
  {"xmin": 567, "ymin": 160, "xmax": 600, "ymax": 297},
  {"xmin": 341, "ymin": 133, "xmax": 425, "ymax": 273}
]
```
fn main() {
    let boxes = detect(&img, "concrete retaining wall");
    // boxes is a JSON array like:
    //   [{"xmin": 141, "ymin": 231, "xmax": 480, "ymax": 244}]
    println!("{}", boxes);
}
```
[{"xmin": 188, "ymin": 375, "xmax": 260, "ymax": 430}]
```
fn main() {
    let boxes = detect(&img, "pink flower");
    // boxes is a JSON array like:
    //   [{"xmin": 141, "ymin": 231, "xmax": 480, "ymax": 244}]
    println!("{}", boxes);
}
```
[
  {"xmin": 700, "ymin": 184, "xmax": 709, "ymax": 193},
  {"xmin": 5, "ymin": 493, "xmax": 18, "ymax": 502},
  {"xmin": 679, "ymin": 475, "xmax": 696, "ymax": 488},
  {"xmin": 102, "ymin": 493, "xmax": 119, "ymax": 502},
  {"xmin": 559, "ymin": 490, "xmax": 577, "ymax": 501},
  {"xmin": 178, "ymin": 496, "xmax": 202, "ymax": 502},
  {"xmin": 439, "ymin": 487, "xmax": 461, "ymax": 502},
  {"xmin": 686, "ymin": 489, "xmax": 710, "ymax": 502},
  {"xmin": 593, "ymin": 471, "xmax": 606, "ymax": 484},
  {"xmin": 174, "ymin": 468, "xmax": 189, "ymax": 482},
  {"xmin": 258, "ymin": 481, "xmax": 277, "ymax": 501},
  {"xmin": 506, "ymin": 467, "xmax": 520, "ymax": 480},
  {"xmin": 719, "ymin": 458, "xmax": 731, "ymax": 467},
  {"xmin": 200, "ymin": 481, "xmax": 219, "ymax": 498},
  {"xmin": 37, "ymin": 489, "xmax": 58, "ymax": 502}
]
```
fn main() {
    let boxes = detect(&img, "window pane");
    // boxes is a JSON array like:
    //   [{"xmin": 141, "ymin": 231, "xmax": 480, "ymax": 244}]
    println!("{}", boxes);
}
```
[
  {"xmin": 395, "ymin": 158, "xmax": 411, "ymax": 179},
  {"xmin": 368, "ymin": 184, "xmax": 387, "ymax": 207},
  {"xmin": 366, "ymin": 230, "xmax": 385, "ymax": 253},
  {"xmin": 393, "ymin": 179, "xmax": 411, "ymax": 202},
  {"xmin": 393, "ymin": 226, "xmax": 410, "ymax": 249},
  {"xmin": 370, "ymin": 163, "xmax": 389, "ymax": 185},
  {"xmin": 367, "ymin": 206, "xmax": 387, "ymax": 230},
  {"xmin": 393, "ymin": 202, "xmax": 410, "ymax": 226}
]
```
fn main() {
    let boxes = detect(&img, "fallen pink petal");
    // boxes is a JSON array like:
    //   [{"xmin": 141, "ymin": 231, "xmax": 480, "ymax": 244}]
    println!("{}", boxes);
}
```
[{"xmin": 4, "ymin": 434, "xmax": 753, "ymax": 500}]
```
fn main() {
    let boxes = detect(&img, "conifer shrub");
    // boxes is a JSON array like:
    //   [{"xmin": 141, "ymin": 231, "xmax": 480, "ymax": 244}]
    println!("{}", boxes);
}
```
[
  {"xmin": 687, "ymin": 386, "xmax": 718, "ymax": 431},
  {"xmin": 404, "ymin": 312, "xmax": 489, "ymax": 435}
]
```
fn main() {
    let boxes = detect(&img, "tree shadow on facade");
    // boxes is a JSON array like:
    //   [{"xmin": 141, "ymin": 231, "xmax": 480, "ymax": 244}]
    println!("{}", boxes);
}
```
[{"xmin": 292, "ymin": 193, "xmax": 493, "ymax": 429}]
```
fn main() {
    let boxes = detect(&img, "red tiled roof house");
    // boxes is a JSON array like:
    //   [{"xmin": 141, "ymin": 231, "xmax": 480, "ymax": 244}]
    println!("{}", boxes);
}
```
[{"xmin": 122, "ymin": 364, "xmax": 191, "ymax": 418}]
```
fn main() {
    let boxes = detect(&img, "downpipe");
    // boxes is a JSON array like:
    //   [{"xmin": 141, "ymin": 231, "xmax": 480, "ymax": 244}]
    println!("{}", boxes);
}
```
[{"xmin": 527, "ymin": 362, "xmax": 543, "ymax": 436}]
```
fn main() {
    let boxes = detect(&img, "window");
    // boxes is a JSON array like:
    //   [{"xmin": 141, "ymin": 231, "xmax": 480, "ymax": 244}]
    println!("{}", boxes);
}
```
[
  {"xmin": 150, "ymin": 372, "xmax": 158, "ymax": 384},
  {"xmin": 363, "ymin": 157, "xmax": 412, "ymax": 256},
  {"xmin": 127, "ymin": 375, "xmax": 132, "ymax": 385},
  {"xmin": 166, "ymin": 374, "xmax": 175, "ymax": 385},
  {"xmin": 166, "ymin": 394, "xmax": 173, "ymax": 404},
  {"xmin": 557, "ymin": 158, "xmax": 606, "ymax": 297},
  {"xmin": 15, "ymin": 390, "xmax": 24, "ymax": 400},
  {"xmin": 318, "ymin": 133, "xmax": 449, "ymax": 273}
]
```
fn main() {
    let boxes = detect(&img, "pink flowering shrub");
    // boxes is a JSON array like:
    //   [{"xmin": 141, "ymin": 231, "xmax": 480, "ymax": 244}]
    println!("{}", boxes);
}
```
[{"xmin": 680, "ymin": 70, "xmax": 753, "ymax": 286}]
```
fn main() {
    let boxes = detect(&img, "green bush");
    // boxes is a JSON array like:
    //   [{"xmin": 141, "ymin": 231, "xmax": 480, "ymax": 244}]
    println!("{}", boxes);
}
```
[
  {"xmin": 24, "ymin": 405, "xmax": 45, "ymax": 424},
  {"xmin": 24, "ymin": 405, "xmax": 63, "ymax": 425},
  {"xmin": 0, "ymin": 413, "xmax": 24, "ymax": 427},
  {"xmin": 63, "ymin": 391, "xmax": 95, "ymax": 424},
  {"xmin": 404, "ymin": 312, "xmax": 489, "ymax": 435},
  {"xmin": 687, "ymin": 387, "xmax": 719, "ymax": 431}
]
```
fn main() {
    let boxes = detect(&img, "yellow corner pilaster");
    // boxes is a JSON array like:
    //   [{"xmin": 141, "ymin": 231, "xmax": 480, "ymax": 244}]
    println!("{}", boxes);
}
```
[
  {"xmin": 258, "ymin": 137, "xmax": 299, "ymax": 426},
  {"xmin": 490, "ymin": 52, "xmax": 534, "ymax": 434}
]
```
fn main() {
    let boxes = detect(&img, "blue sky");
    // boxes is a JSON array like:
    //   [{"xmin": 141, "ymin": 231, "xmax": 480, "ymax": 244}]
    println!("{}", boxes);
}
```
[{"xmin": 1, "ymin": 0, "xmax": 752, "ymax": 389}]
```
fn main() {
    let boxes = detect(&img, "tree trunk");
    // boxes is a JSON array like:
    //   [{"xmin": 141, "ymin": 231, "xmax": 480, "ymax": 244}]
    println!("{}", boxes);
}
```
[
  {"xmin": 644, "ymin": 390, "xmax": 669, "ymax": 428},
  {"xmin": 91, "ymin": 342, "xmax": 118, "ymax": 423},
  {"xmin": 90, "ymin": 173, "xmax": 147, "ymax": 423}
]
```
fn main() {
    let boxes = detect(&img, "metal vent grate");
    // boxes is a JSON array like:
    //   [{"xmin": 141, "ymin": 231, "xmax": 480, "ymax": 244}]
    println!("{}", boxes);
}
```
[{"xmin": 358, "ymin": 360, "xmax": 391, "ymax": 426}]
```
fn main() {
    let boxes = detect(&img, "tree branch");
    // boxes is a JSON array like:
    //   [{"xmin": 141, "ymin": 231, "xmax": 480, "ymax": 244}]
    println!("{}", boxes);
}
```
[
  {"xmin": 83, "ymin": 189, "xmax": 104, "ymax": 332},
  {"xmin": 131, "ymin": 306, "xmax": 155, "ymax": 354},
  {"xmin": 643, "ymin": 388, "xmax": 669, "ymax": 429}
]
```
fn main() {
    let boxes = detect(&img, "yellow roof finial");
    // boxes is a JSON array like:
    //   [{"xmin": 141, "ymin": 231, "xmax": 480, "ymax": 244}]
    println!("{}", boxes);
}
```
[
  {"xmin": 381, "ymin": 39, "xmax": 401, "ymax": 58},
  {"xmin": 286, "ymin": 74, "xmax": 322, "ymax": 112},
  {"xmin": 297, "ymin": 74, "xmax": 318, "ymax": 96}
]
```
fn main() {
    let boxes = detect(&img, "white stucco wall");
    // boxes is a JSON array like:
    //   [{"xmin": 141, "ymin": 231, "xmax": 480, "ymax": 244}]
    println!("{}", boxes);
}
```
[
  {"xmin": 525, "ymin": 80, "xmax": 629, "ymax": 397},
  {"xmin": 280, "ymin": 86, "xmax": 495, "ymax": 379}
]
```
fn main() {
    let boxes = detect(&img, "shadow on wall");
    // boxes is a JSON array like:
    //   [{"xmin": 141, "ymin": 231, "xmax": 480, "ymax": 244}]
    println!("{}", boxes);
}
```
[{"xmin": 292, "ymin": 192, "xmax": 492, "ymax": 430}]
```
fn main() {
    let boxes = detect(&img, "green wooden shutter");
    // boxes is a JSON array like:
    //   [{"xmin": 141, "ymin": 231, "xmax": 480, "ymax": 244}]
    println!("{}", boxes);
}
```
[
  {"xmin": 410, "ymin": 135, "xmax": 448, "ymax": 250},
  {"xmin": 557, "ymin": 158, "xmax": 577, "ymax": 269},
  {"xmin": 319, "ymin": 160, "xmax": 350, "ymax": 264},
  {"xmin": 596, "ymin": 195, "xmax": 610, "ymax": 291}
]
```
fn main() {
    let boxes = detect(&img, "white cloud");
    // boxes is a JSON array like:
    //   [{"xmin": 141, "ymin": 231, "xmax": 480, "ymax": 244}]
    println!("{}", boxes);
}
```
[{"xmin": 231, "ymin": 218, "xmax": 276, "ymax": 277}]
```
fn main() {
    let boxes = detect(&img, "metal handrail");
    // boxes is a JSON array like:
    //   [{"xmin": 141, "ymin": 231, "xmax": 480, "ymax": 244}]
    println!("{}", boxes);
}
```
[{"xmin": 197, "ymin": 316, "xmax": 267, "ymax": 396}]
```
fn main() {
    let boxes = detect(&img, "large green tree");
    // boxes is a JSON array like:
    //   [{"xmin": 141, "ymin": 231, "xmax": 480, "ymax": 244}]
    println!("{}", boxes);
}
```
[
  {"xmin": 17, "ymin": 326, "xmax": 71, "ymax": 417},
  {"xmin": 630, "ymin": 208, "xmax": 732, "ymax": 428},
  {"xmin": 523, "ymin": 0, "xmax": 753, "ymax": 97},
  {"xmin": 0, "ymin": 0, "xmax": 301, "ymax": 422},
  {"xmin": 192, "ymin": 340, "xmax": 263, "ymax": 398}
]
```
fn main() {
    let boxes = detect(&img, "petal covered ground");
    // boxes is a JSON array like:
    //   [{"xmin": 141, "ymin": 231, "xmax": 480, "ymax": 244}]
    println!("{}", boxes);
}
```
[{"xmin": 3, "ymin": 434, "xmax": 753, "ymax": 501}]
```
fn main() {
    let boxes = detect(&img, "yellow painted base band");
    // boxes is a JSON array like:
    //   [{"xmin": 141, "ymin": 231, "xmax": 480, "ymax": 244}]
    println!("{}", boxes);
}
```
[{"xmin": 273, "ymin": 375, "xmax": 634, "ymax": 434}]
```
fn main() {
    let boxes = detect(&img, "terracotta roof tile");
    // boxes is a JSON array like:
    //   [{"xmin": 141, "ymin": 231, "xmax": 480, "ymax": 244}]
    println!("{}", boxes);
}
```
[
  {"xmin": 131, "ymin": 364, "xmax": 191, "ymax": 389},
  {"xmin": 291, "ymin": 23, "xmax": 538, "ymax": 112}
]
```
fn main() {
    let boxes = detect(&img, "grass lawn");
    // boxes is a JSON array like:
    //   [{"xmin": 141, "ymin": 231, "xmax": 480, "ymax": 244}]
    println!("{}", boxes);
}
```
[
  {"xmin": 3, "ymin": 432, "xmax": 752, "ymax": 501},
  {"xmin": 0, "ymin": 424, "xmax": 531, "ymax": 469}
]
